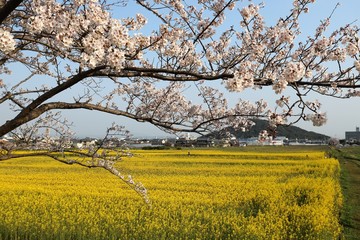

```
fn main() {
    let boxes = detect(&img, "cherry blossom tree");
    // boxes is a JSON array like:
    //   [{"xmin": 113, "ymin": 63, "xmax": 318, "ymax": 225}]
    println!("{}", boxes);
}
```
[
  {"xmin": 1, "ymin": 0, "xmax": 359, "ymax": 138},
  {"xmin": 0, "ymin": 0, "xmax": 359, "ymax": 200}
]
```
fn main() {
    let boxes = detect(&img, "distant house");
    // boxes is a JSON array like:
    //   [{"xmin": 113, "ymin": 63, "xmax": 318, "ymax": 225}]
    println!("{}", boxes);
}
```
[
  {"xmin": 270, "ymin": 136, "xmax": 288, "ymax": 146},
  {"xmin": 0, "ymin": 135, "xmax": 14, "ymax": 147},
  {"xmin": 345, "ymin": 127, "xmax": 360, "ymax": 144},
  {"xmin": 175, "ymin": 138, "xmax": 194, "ymax": 147},
  {"xmin": 195, "ymin": 137, "xmax": 215, "ymax": 147}
]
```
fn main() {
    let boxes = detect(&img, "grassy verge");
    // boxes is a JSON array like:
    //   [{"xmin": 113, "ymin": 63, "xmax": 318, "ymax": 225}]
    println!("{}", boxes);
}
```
[
  {"xmin": 329, "ymin": 146, "xmax": 360, "ymax": 239},
  {"xmin": 339, "ymin": 160, "xmax": 354, "ymax": 239}
]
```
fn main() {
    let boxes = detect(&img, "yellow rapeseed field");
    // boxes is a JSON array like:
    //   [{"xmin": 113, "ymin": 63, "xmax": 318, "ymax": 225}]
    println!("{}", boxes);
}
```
[{"xmin": 0, "ymin": 147, "xmax": 342, "ymax": 239}]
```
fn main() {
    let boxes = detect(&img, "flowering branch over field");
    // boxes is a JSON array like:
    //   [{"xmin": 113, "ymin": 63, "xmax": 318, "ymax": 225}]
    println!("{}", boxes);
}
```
[
  {"xmin": 0, "ymin": 122, "xmax": 150, "ymax": 204},
  {"xmin": 0, "ymin": 0, "xmax": 359, "ymax": 200}
]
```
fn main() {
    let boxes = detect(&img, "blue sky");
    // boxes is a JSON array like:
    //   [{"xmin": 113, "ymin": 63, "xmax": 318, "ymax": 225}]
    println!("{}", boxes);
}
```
[{"xmin": 1, "ymin": 0, "xmax": 360, "ymax": 139}]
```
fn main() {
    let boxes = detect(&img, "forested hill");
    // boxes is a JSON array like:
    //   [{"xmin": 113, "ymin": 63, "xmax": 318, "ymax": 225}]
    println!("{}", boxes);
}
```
[{"xmin": 209, "ymin": 119, "xmax": 330, "ymax": 140}]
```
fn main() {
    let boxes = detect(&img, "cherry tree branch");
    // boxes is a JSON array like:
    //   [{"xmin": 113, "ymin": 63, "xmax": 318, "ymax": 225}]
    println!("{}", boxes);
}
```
[{"xmin": 0, "ymin": 0, "xmax": 23, "ymax": 24}]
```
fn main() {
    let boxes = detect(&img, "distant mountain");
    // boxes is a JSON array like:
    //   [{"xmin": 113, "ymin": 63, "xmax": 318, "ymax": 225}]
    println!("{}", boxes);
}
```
[{"xmin": 208, "ymin": 119, "xmax": 329, "ymax": 140}]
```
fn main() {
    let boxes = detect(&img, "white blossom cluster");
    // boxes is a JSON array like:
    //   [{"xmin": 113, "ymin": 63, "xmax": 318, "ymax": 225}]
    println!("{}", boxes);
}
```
[
  {"xmin": 240, "ymin": 4, "xmax": 260, "ymax": 22},
  {"xmin": 268, "ymin": 113, "xmax": 286, "ymax": 127},
  {"xmin": 0, "ymin": 28, "xmax": 16, "ymax": 53},
  {"xmin": 355, "ymin": 60, "xmax": 360, "ymax": 72},
  {"xmin": 258, "ymin": 130, "xmax": 269, "ymax": 142},
  {"xmin": 23, "ymin": 0, "xmax": 150, "ymax": 71},
  {"xmin": 225, "ymin": 63, "xmax": 254, "ymax": 92},
  {"xmin": 280, "ymin": 62, "xmax": 305, "ymax": 83},
  {"xmin": 97, "ymin": 159, "xmax": 150, "ymax": 204},
  {"xmin": 306, "ymin": 112, "xmax": 327, "ymax": 126}
]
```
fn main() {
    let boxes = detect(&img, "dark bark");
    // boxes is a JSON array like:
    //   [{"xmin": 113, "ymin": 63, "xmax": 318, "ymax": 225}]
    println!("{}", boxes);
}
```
[
  {"xmin": 0, "ymin": 0, "xmax": 23, "ymax": 24},
  {"xmin": 0, "ymin": 67, "xmax": 105, "ymax": 137}
]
